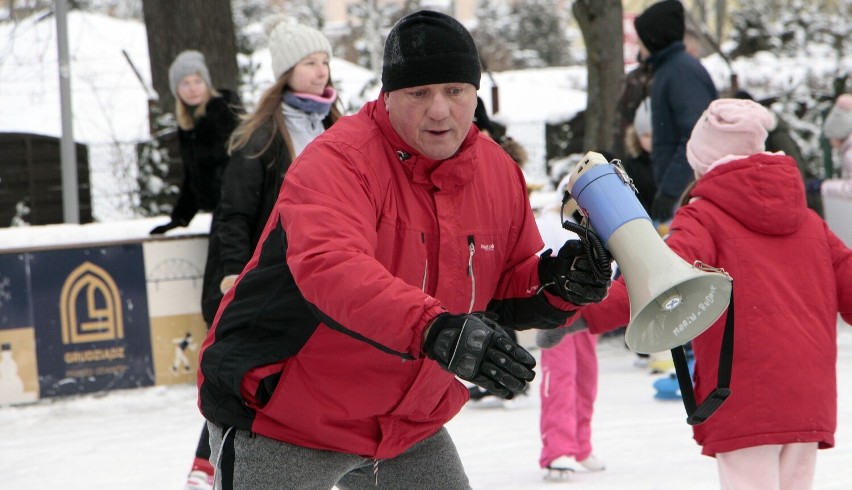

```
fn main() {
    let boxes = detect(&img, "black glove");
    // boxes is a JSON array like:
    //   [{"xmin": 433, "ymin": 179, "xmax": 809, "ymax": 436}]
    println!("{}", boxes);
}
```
[
  {"xmin": 424, "ymin": 313, "xmax": 536, "ymax": 399},
  {"xmin": 149, "ymin": 220, "xmax": 182, "ymax": 235},
  {"xmin": 650, "ymin": 192, "xmax": 677, "ymax": 223},
  {"xmin": 539, "ymin": 239, "xmax": 612, "ymax": 306}
]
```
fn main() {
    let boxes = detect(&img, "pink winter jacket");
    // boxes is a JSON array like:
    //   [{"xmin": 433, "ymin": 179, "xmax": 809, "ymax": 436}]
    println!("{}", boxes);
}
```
[{"xmin": 582, "ymin": 153, "xmax": 852, "ymax": 456}]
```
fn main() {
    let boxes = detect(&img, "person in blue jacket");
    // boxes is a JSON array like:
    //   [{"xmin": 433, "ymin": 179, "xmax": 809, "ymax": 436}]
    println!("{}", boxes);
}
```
[{"xmin": 634, "ymin": 0, "xmax": 717, "ymax": 227}]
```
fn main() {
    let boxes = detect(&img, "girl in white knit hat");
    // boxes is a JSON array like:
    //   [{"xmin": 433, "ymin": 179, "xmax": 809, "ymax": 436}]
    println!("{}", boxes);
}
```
[
  {"xmin": 209, "ymin": 15, "xmax": 341, "ymax": 300},
  {"xmin": 183, "ymin": 18, "xmax": 341, "ymax": 490}
]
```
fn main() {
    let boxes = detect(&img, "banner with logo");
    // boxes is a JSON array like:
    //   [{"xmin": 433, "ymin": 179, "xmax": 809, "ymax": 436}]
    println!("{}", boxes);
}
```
[
  {"xmin": 29, "ymin": 244, "xmax": 154, "ymax": 397},
  {"xmin": 0, "ymin": 235, "xmax": 209, "ymax": 404}
]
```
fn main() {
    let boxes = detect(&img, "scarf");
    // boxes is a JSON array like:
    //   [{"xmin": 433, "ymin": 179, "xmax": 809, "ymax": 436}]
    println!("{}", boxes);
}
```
[{"xmin": 282, "ymin": 87, "xmax": 337, "ymax": 116}]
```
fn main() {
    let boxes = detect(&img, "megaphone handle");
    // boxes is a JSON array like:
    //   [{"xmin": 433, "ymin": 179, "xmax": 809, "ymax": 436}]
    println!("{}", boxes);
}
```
[{"xmin": 562, "ymin": 220, "xmax": 612, "ymax": 278}]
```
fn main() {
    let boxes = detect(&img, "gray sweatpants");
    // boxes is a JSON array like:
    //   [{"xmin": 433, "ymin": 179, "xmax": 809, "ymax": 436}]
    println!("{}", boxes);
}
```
[{"xmin": 208, "ymin": 422, "xmax": 472, "ymax": 490}]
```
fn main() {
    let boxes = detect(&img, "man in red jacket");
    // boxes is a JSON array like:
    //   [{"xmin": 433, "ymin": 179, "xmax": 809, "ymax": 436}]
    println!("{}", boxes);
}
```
[{"xmin": 197, "ymin": 10, "xmax": 612, "ymax": 489}]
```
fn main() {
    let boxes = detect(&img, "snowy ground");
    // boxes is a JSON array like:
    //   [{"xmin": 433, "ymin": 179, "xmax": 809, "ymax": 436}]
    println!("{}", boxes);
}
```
[{"xmin": 1, "ymin": 326, "xmax": 851, "ymax": 489}]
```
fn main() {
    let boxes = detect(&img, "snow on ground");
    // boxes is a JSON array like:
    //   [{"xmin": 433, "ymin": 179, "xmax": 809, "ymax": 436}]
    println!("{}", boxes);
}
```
[{"xmin": 1, "ymin": 327, "xmax": 850, "ymax": 489}]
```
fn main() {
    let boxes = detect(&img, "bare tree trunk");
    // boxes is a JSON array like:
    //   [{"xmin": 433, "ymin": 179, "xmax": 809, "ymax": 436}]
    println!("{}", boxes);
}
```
[
  {"xmin": 573, "ymin": 0, "xmax": 624, "ymax": 154},
  {"xmin": 141, "ymin": 0, "xmax": 239, "ymax": 113},
  {"xmin": 715, "ymin": 0, "xmax": 727, "ymax": 45}
]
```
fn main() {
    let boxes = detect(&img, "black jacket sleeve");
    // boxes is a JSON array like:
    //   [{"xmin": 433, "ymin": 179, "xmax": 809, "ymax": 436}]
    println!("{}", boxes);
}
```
[{"xmin": 216, "ymin": 126, "xmax": 290, "ymax": 277}]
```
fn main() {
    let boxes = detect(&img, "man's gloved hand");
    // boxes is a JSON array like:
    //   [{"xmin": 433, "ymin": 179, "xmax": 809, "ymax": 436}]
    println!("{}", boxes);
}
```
[
  {"xmin": 539, "ymin": 240, "xmax": 612, "ymax": 306},
  {"xmin": 149, "ymin": 220, "xmax": 183, "ymax": 235},
  {"xmin": 650, "ymin": 192, "xmax": 677, "ymax": 223},
  {"xmin": 424, "ymin": 313, "xmax": 536, "ymax": 399}
]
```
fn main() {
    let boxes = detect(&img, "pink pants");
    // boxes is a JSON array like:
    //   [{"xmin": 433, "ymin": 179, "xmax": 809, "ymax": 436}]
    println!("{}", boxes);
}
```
[
  {"xmin": 538, "ymin": 330, "xmax": 598, "ymax": 468},
  {"xmin": 716, "ymin": 443, "xmax": 817, "ymax": 490}
]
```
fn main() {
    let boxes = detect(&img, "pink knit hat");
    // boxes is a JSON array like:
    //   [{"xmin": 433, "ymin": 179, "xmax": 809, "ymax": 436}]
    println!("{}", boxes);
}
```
[
  {"xmin": 824, "ymin": 94, "xmax": 852, "ymax": 140},
  {"xmin": 686, "ymin": 98, "xmax": 775, "ymax": 178}
]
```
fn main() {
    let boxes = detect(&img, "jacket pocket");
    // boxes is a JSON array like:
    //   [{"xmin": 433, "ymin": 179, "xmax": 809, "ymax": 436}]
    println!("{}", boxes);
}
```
[{"xmin": 240, "ymin": 361, "xmax": 288, "ymax": 409}]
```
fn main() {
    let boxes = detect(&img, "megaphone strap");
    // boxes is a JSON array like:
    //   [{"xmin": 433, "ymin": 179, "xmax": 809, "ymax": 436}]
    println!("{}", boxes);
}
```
[{"xmin": 672, "ymin": 287, "xmax": 735, "ymax": 426}]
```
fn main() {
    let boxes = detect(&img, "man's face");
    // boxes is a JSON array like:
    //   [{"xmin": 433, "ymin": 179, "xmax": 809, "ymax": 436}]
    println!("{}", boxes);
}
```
[{"xmin": 384, "ymin": 83, "xmax": 478, "ymax": 160}]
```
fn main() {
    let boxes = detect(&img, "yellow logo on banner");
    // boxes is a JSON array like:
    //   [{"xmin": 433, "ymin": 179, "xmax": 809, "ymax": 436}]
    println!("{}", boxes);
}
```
[{"xmin": 60, "ymin": 262, "xmax": 124, "ymax": 344}]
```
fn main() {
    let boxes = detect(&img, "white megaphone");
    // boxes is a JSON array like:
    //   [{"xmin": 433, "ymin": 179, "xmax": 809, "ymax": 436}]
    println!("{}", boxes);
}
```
[{"xmin": 567, "ymin": 151, "xmax": 732, "ymax": 354}]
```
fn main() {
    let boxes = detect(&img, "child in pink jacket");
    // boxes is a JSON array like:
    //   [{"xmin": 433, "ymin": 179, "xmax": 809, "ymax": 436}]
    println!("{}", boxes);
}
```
[{"xmin": 579, "ymin": 98, "xmax": 852, "ymax": 488}]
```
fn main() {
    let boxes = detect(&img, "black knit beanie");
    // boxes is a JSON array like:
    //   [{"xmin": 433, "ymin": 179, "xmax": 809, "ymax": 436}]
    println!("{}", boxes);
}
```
[
  {"xmin": 381, "ymin": 10, "xmax": 481, "ymax": 92},
  {"xmin": 634, "ymin": 0, "xmax": 685, "ymax": 53}
]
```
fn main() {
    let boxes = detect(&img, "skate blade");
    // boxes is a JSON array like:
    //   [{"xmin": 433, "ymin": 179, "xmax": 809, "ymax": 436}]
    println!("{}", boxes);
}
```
[{"xmin": 543, "ymin": 468, "xmax": 574, "ymax": 482}]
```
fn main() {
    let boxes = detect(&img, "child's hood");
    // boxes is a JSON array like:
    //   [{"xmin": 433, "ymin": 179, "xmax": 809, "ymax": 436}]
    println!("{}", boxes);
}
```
[{"xmin": 689, "ymin": 153, "xmax": 806, "ymax": 236}]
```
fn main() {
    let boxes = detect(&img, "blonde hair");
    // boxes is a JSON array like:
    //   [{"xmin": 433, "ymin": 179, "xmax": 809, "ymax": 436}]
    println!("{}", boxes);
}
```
[
  {"xmin": 175, "ymin": 86, "xmax": 221, "ymax": 130},
  {"xmin": 624, "ymin": 125, "xmax": 642, "ymax": 158},
  {"xmin": 228, "ymin": 68, "xmax": 342, "ymax": 159}
]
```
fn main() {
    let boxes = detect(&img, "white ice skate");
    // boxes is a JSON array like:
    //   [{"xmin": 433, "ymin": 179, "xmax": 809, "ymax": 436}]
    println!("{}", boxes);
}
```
[
  {"xmin": 544, "ymin": 456, "xmax": 576, "ymax": 482},
  {"xmin": 544, "ymin": 454, "xmax": 605, "ymax": 481}
]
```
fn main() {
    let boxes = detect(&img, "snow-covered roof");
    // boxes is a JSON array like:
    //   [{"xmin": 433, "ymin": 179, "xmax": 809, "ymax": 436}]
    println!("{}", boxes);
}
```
[{"xmin": 0, "ymin": 10, "xmax": 152, "ymax": 144}]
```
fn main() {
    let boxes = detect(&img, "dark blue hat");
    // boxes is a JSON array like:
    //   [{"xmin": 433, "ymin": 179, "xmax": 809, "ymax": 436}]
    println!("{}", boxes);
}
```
[{"xmin": 634, "ymin": 1, "xmax": 685, "ymax": 53}]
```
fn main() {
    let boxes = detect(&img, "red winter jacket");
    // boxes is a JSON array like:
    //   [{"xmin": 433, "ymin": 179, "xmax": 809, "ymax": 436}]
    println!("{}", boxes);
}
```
[
  {"xmin": 582, "ymin": 153, "xmax": 852, "ymax": 456},
  {"xmin": 197, "ymin": 95, "xmax": 578, "ymax": 459}
]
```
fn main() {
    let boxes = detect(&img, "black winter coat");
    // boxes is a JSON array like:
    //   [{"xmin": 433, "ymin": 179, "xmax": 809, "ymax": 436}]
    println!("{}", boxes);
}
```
[
  {"xmin": 171, "ymin": 90, "xmax": 242, "ymax": 225},
  {"xmin": 646, "ymin": 41, "xmax": 717, "ymax": 200},
  {"xmin": 200, "ymin": 116, "xmax": 333, "ymax": 324}
]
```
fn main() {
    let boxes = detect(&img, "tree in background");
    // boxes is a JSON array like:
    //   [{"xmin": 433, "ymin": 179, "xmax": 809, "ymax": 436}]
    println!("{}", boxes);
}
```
[
  {"xmin": 511, "ymin": 0, "xmax": 577, "ymax": 68},
  {"xmin": 573, "ymin": 0, "xmax": 623, "ymax": 154},
  {"xmin": 134, "ymin": 105, "xmax": 178, "ymax": 217},
  {"xmin": 230, "ymin": 0, "xmax": 280, "ymax": 110},
  {"xmin": 470, "ymin": 0, "xmax": 516, "ymax": 72},
  {"xmin": 136, "ymin": 0, "xmax": 240, "ymax": 217},
  {"xmin": 726, "ymin": 0, "xmax": 851, "ymax": 182},
  {"xmin": 140, "ymin": 0, "xmax": 240, "ymax": 112},
  {"xmin": 473, "ymin": 0, "xmax": 578, "ymax": 72},
  {"xmin": 270, "ymin": 0, "xmax": 326, "ymax": 28},
  {"xmin": 333, "ymin": 0, "xmax": 423, "ymax": 76}
]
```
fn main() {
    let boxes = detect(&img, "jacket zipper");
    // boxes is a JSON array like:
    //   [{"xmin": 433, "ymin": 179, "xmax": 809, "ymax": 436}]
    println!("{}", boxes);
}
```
[
  {"xmin": 467, "ymin": 235, "xmax": 476, "ymax": 313},
  {"xmin": 420, "ymin": 232, "xmax": 428, "ymax": 292}
]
